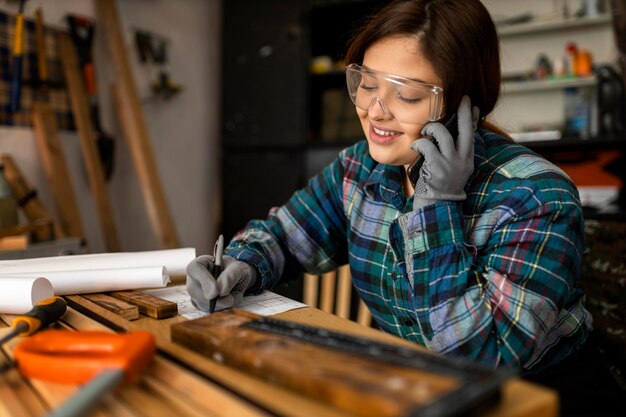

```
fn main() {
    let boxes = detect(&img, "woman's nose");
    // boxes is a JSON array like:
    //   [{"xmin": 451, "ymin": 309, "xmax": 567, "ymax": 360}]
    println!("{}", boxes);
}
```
[{"xmin": 367, "ymin": 97, "xmax": 392, "ymax": 120}]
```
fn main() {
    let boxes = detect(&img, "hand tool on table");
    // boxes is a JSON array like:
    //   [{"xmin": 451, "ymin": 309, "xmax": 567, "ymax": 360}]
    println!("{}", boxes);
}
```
[
  {"xmin": 0, "ymin": 296, "xmax": 67, "ymax": 347},
  {"xmin": 66, "ymin": 14, "xmax": 115, "ymax": 180},
  {"xmin": 9, "ymin": 0, "xmax": 28, "ymax": 113},
  {"xmin": 14, "ymin": 329, "xmax": 156, "ymax": 417},
  {"xmin": 209, "ymin": 234, "xmax": 224, "ymax": 313}
]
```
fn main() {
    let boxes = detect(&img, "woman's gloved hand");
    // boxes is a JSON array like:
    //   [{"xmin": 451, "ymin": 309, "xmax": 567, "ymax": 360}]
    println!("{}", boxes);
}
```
[
  {"xmin": 186, "ymin": 255, "xmax": 257, "ymax": 312},
  {"xmin": 410, "ymin": 95, "xmax": 479, "ymax": 211}
]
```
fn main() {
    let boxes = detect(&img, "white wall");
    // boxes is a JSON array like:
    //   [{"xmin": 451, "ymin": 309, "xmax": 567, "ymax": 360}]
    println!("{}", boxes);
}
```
[{"xmin": 0, "ymin": 0, "xmax": 221, "ymax": 256}]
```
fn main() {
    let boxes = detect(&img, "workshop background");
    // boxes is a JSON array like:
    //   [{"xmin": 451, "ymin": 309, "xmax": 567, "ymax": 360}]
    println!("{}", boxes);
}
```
[
  {"xmin": 0, "ymin": 0, "xmax": 220, "ymax": 256},
  {"xmin": 0, "ymin": 0, "xmax": 624, "ymax": 258}
]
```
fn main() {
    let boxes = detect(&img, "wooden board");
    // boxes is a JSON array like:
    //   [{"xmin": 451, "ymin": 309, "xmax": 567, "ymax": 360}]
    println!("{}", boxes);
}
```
[
  {"xmin": 109, "ymin": 290, "xmax": 177, "ymax": 319},
  {"xmin": 171, "ymin": 309, "xmax": 502, "ymax": 417},
  {"xmin": 1, "ymin": 154, "xmax": 64, "ymax": 240},
  {"xmin": 95, "ymin": 0, "xmax": 179, "ymax": 249},
  {"xmin": 31, "ymin": 102, "xmax": 84, "ymax": 241},
  {"xmin": 83, "ymin": 293, "xmax": 139, "ymax": 320},
  {"xmin": 57, "ymin": 33, "xmax": 121, "ymax": 252}
]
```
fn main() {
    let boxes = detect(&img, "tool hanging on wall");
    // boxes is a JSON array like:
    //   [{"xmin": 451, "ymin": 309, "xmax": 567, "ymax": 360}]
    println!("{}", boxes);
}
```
[
  {"xmin": 58, "ymin": 32, "xmax": 121, "ymax": 252},
  {"xmin": 9, "ymin": 0, "xmax": 28, "ymax": 113},
  {"xmin": 134, "ymin": 29, "xmax": 182, "ymax": 100},
  {"xmin": 66, "ymin": 14, "xmax": 115, "ymax": 180}
]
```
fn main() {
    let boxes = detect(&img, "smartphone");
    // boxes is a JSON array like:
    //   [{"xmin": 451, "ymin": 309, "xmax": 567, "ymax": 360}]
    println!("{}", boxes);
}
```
[{"xmin": 407, "ymin": 113, "xmax": 459, "ymax": 184}]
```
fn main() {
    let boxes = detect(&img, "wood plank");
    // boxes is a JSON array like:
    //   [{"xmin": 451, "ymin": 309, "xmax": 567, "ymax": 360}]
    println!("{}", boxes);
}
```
[
  {"xmin": 108, "ymin": 290, "xmax": 177, "ymax": 319},
  {"xmin": 31, "ymin": 102, "xmax": 85, "ymax": 241},
  {"xmin": 57, "ymin": 33, "xmax": 120, "ymax": 253},
  {"xmin": 303, "ymin": 273, "xmax": 318, "ymax": 308},
  {"xmin": 319, "ymin": 271, "xmax": 336, "ymax": 313},
  {"xmin": 335, "ymin": 265, "xmax": 352, "ymax": 319},
  {"xmin": 0, "ymin": 327, "xmax": 49, "ymax": 417},
  {"xmin": 95, "ymin": 0, "xmax": 179, "ymax": 249},
  {"xmin": 0, "ymin": 233, "xmax": 28, "ymax": 250},
  {"xmin": 1, "ymin": 154, "xmax": 64, "ymax": 240},
  {"xmin": 83, "ymin": 293, "xmax": 140, "ymax": 320},
  {"xmin": 171, "ymin": 309, "xmax": 462, "ymax": 417}
]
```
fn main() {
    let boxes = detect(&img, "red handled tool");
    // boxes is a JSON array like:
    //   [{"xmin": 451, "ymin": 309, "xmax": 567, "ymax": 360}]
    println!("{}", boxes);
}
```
[{"xmin": 14, "ymin": 330, "xmax": 156, "ymax": 417}]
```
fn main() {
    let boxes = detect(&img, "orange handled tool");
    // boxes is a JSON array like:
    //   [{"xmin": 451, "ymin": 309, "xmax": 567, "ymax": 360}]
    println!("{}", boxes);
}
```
[
  {"xmin": 14, "ymin": 330, "xmax": 156, "ymax": 417},
  {"xmin": 0, "ymin": 297, "xmax": 67, "ymax": 347}
]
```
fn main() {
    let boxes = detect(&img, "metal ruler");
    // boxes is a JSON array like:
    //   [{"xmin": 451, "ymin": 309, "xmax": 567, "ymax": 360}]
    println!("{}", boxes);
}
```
[{"xmin": 244, "ymin": 317, "xmax": 514, "ymax": 417}]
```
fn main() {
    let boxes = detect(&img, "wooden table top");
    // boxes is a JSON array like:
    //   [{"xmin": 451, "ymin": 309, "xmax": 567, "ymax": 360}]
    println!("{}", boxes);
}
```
[{"xmin": 0, "ymin": 295, "xmax": 559, "ymax": 417}]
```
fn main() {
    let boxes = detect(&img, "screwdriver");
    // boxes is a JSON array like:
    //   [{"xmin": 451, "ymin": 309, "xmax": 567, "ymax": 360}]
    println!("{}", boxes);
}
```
[{"xmin": 0, "ymin": 297, "xmax": 67, "ymax": 347}]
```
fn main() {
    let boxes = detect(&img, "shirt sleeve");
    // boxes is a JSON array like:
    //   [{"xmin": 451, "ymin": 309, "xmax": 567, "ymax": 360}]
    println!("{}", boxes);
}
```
[
  {"xmin": 388, "ymin": 177, "xmax": 585, "ymax": 370},
  {"xmin": 225, "ymin": 155, "xmax": 349, "ymax": 292}
]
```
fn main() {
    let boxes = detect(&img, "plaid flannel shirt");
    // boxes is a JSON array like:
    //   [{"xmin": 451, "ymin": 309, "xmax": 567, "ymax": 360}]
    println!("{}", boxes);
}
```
[{"xmin": 227, "ymin": 128, "xmax": 591, "ymax": 372}]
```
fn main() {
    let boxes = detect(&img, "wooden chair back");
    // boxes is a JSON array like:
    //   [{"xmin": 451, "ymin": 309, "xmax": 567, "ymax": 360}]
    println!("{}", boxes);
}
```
[{"xmin": 303, "ymin": 265, "xmax": 372, "ymax": 327}]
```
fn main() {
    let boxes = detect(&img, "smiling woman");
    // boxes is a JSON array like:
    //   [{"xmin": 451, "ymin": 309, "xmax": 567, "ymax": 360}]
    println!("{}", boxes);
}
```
[{"xmin": 190, "ymin": 1, "xmax": 625, "ymax": 415}]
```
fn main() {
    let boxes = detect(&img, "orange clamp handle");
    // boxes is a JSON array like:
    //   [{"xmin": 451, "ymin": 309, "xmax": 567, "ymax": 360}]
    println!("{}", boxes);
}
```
[{"xmin": 13, "ymin": 330, "xmax": 156, "ymax": 385}]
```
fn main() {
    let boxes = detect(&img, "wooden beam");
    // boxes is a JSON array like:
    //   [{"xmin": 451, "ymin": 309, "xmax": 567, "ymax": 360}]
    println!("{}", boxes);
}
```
[
  {"xmin": 171, "ymin": 309, "xmax": 461, "ymax": 417},
  {"xmin": 58, "ymin": 33, "xmax": 121, "ymax": 252},
  {"xmin": 0, "ymin": 154, "xmax": 63, "ymax": 240},
  {"xmin": 0, "ymin": 324, "xmax": 49, "ymax": 417},
  {"xmin": 109, "ymin": 290, "xmax": 177, "ymax": 319},
  {"xmin": 95, "ymin": 0, "xmax": 179, "ymax": 249},
  {"xmin": 82, "ymin": 293, "xmax": 139, "ymax": 320},
  {"xmin": 31, "ymin": 102, "xmax": 85, "ymax": 242},
  {"xmin": 335, "ymin": 265, "xmax": 352, "ymax": 319},
  {"xmin": 319, "ymin": 271, "xmax": 336, "ymax": 313}
]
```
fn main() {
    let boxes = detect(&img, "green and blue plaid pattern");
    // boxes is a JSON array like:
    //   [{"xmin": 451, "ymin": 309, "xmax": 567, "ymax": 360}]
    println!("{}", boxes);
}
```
[{"xmin": 227, "ymin": 129, "xmax": 591, "ymax": 373}]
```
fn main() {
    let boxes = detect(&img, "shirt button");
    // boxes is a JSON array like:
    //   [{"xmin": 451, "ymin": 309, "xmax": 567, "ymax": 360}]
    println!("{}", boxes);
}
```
[{"xmin": 402, "ymin": 317, "xmax": 415, "ymax": 326}]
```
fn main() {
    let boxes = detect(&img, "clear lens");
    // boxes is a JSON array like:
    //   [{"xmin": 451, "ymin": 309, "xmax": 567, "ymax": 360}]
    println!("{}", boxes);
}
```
[{"xmin": 345, "ymin": 64, "xmax": 444, "ymax": 124}]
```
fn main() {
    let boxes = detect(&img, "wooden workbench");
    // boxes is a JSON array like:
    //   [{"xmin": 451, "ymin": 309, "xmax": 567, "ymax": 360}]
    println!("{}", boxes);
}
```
[{"xmin": 0, "ymin": 295, "xmax": 558, "ymax": 417}]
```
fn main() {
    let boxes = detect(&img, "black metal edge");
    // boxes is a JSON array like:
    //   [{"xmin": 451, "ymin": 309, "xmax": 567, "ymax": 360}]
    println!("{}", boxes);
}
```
[{"xmin": 244, "ymin": 316, "xmax": 514, "ymax": 417}]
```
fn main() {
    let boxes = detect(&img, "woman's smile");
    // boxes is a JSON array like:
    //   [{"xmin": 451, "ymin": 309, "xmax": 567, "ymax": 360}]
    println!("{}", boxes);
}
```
[{"xmin": 368, "ymin": 123, "xmax": 403, "ymax": 145}]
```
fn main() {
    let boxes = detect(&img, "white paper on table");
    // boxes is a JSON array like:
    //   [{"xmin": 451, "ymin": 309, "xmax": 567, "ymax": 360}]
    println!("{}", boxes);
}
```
[
  {"xmin": 144, "ymin": 285, "xmax": 307, "ymax": 320},
  {"xmin": 4, "ymin": 266, "xmax": 170, "ymax": 295},
  {"xmin": 0, "ymin": 277, "xmax": 54, "ymax": 314},
  {"xmin": 0, "ymin": 247, "xmax": 195, "ymax": 276}
]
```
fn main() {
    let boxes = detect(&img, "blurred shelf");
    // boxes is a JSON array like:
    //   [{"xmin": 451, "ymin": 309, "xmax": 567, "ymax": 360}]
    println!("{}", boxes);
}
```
[
  {"xmin": 503, "ymin": 76, "xmax": 597, "ymax": 94},
  {"xmin": 497, "ymin": 13, "xmax": 611, "ymax": 37},
  {"xmin": 522, "ymin": 134, "xmax": 625, "ymax": 151}
]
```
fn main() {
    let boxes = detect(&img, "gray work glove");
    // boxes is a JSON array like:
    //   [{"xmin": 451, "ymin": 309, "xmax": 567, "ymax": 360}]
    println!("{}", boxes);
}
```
[
  {"xmin": 186, "ymin": 255, "xmax": 257, "ymax": 312},
  {"xmin": 410, "ymin": 95, "xmax": 479, "ymax": 211}
]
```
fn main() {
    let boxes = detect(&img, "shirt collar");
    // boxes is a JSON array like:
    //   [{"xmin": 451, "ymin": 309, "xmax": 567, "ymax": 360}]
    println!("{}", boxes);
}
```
[{"xmin": 363, "ymin": 130, "xmax": 487, "ymax": 206}]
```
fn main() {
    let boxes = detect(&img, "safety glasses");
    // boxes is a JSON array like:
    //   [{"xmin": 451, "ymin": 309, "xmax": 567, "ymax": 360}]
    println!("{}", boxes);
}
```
[{"xmin": 345, "ymin": 63, "xmax": 444, "ymax": 124}]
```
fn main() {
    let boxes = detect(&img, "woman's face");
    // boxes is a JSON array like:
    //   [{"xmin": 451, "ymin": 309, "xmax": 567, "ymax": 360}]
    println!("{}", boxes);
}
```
[{"xmin": 357, "ymin": 36, "xmax": 442, "ymax": 167}]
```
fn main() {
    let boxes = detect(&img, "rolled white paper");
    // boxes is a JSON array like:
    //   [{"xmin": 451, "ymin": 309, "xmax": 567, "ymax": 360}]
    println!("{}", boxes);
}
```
[
  {"xmin": 0, "ymin": 277, "xmax": 54, "ymax": 314},
  {"xmin": 6, "ymin": 266, "xmax": 170, "ymax": 295},
  {"xmin": 0, "ymin": 247, "xmax": 196, "ymax": 276}
]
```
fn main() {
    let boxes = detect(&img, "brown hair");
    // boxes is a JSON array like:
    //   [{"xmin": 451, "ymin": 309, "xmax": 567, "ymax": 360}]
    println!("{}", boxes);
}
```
[{"xmin": 344, "ymin": 0, "xmax": 502, "ymax": 125}]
